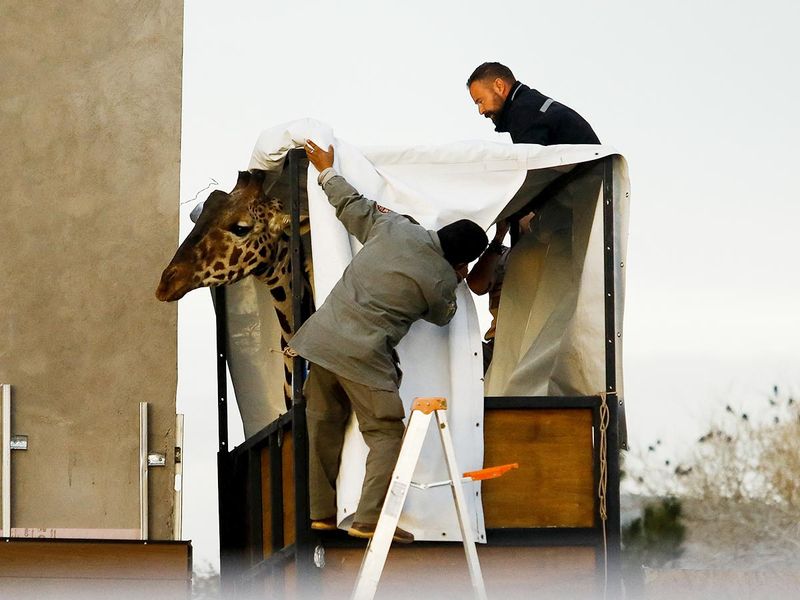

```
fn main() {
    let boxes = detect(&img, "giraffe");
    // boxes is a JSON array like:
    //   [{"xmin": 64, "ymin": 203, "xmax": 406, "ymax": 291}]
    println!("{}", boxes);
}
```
[{"xmin": 156, "ymin": 168, "xmax": 313, "ymax": 409}]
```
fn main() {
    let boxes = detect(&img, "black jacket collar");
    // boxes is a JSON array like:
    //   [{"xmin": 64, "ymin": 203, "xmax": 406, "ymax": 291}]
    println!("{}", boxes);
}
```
[{"xmin": 494, "ymin": 81, "xmax": 525, "ymax": 133}]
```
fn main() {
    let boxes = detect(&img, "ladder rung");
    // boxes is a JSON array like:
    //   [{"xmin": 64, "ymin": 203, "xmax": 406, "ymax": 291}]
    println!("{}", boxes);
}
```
[
  {"xmin": 410, "ymin": 463, "xmax": 520, "ymax": 489},
  {"xmin": 409, "ymin": 477, "xmax": 469, "ymax": 490}
]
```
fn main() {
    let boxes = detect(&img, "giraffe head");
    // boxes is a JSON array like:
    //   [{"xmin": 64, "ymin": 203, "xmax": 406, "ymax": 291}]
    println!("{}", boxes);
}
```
[{"xmin": 156, "ymin": 169, "xmax": 292, "ymax": 302}]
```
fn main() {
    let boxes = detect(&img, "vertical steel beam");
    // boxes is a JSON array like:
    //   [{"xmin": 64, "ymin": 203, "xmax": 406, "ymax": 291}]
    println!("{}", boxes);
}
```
[
  {"xmin": 214, "ymin": 287, "xmax": 230, "ymax": 454},
  {"xmin": 173, "ymin": 413, "xmax": 184, "ymax": 541},
  {"xmin": 213, "ymin": 286, "xmax": 235, "ymax": 594},
  {"xmin": 139, "ymin": 401, "xmax": 149, "ymax": 540},
  {"xmin": 2, "ymin": 384, "xmax": 11, "ymax": 537},
  {"xmin": 602, "ymin": 155, "xmax": 622, "ymax": 594},
  {"xmin": 288, "ymin": 149, "xmax": 316, "ymax": 590},
  {"xmin": 270, "ymin": 432, "xmax": 285, "ymax": 551}
]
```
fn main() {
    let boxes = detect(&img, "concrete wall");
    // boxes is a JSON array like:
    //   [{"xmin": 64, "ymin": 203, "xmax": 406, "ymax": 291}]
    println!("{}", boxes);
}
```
[{"xmin": 0, "ymin": 3, "xmax": 183, "ymax": 539}]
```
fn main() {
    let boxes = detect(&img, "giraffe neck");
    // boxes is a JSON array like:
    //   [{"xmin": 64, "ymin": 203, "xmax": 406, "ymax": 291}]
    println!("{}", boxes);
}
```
[
  {"xmin": 253, "ymin": 230, "xmax": 295, "ymax": 337},
  {"xmin": 252, "ymin": 217, "xmax": 314, "ymax": 411}
]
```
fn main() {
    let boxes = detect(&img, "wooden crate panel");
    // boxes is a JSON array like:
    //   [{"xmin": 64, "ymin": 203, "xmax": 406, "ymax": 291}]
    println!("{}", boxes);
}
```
[
  {"xmin": 282, "ymin": 433, "xmax": 296, "ymax": 547},
  {"xmin": 260, "ymin": 431, "xmax": 297, "ymax": 558},
  {"xmin": 0, "ymin": 539, "xmax": 190, "ymax": 579},
  {"xmin": 0, "ymin": 540, "xmax": 190, "ymax": 599},
  {"xmin": 260, "ymin": 444, "xmax": 273, "ymax": 556},
  {"xmin": 483, "ymin": 408, "xmax": 595, "ymax": 528}
]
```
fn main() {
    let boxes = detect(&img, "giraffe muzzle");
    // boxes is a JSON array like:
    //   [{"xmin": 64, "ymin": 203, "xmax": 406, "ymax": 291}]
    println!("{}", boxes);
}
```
[{"xmin": 155, "ymin": 264, "xmax": 196, "ymax": 302}]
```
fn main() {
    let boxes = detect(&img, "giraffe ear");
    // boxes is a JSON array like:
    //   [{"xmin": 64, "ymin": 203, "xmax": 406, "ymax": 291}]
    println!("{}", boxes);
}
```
[
  {"xmin": 260, "ymin": 162, "xmax": 307, "ymax": 212},
  {"xmin": 233, "ymin": 169, "xmax": 280, "ymax": 196},
  {"xmin": 257, "ymin": 169, "xmax": 281, "ymax": 196}
]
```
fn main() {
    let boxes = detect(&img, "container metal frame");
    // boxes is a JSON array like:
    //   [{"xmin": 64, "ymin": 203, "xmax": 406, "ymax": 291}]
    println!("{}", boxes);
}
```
[{"xmin": 215, "ymin": 149, "xmax": 622, "ymax": 597}]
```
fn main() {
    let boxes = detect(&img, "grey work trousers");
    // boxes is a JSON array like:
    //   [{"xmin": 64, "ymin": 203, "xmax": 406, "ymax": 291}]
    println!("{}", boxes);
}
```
[{"xmin": 305, "ymin": 363, "xmax": 405, "ymax": 523}]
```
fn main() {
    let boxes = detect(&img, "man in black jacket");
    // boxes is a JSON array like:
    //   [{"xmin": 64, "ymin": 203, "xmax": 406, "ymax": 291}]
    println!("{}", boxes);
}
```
[{"xmin": 467, "ymin": 62, "xmax": 600, "ymax": 145}]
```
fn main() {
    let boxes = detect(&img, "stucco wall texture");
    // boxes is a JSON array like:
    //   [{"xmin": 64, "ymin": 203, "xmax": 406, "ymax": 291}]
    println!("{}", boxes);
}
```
[{"xmin": 0, "ymin": 3, "xmax": 183, "ymax": 539}]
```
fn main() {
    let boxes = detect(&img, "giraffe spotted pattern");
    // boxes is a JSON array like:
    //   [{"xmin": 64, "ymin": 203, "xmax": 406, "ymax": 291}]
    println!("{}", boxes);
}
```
[{"xmin": 156, "ymin": 168, "xmax": 313, "ymax": 409}]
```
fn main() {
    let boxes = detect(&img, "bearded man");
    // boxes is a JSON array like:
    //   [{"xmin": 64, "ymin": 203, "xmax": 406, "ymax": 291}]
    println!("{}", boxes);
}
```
[{"xmin": 467, "ymin": 62, "xmax": 600, "ymax": 145}]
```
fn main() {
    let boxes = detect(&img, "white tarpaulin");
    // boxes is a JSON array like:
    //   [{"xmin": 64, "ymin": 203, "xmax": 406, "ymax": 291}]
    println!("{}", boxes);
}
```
[{"xmin": 210, "ymin": 118, "xmax": 629, "ymax": 543}]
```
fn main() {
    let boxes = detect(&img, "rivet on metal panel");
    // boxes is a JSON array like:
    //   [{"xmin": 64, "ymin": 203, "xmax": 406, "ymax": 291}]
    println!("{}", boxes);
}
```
[
  {"xmin": 617, "ymin": 332, "xmax": 621, "ymax": 337},
  {"xmin": 619, "ymin": 399, "xmax": 624, "ymax": 406},
  {"xmin": 620, "ymin": 262, "xmax": 624, "ymax": 267}
]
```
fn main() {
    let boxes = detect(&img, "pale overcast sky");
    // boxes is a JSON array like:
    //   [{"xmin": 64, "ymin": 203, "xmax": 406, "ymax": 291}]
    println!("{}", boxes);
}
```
[{"xmin": 176, "ymin": 0, "xmax": 800, "ymax": 570}]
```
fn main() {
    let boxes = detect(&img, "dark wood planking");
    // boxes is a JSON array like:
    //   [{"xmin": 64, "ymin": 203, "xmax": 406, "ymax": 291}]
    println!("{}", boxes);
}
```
[
  {"xmin": 260, "ymin": 444, "xmax": 273, "ymax": 556},
  {"xmin": 282, "ymin": 432, "xmax": 296, "ymax": 547},
  {"xmin": 0, "ymin": 540, "xmax": 190, "ymax": 585},
  {"xmin": 483, "ymin": 408, "xmax": 595, "ymax": 528}
]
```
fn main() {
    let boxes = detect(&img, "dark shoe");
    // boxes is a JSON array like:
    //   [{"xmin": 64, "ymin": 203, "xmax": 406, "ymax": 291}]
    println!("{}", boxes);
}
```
[
  {"xmin": 348, "ymin": 521, "xmax": 414, "ymax": 544},
  {"xmin": 311, "ymin": 516, "xmax": 338, "ymax": 531}
]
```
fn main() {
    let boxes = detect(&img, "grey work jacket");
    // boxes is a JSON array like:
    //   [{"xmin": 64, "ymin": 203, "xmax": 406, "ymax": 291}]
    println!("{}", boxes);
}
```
[{"xmin": 289, "ymin": 172, "xmax": 458, "ymax": 390}]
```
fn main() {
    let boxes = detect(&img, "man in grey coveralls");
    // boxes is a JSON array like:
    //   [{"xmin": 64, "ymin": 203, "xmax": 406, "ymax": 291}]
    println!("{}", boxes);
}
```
[{"xmin": 289, "ymin": 140, "xmax": 488, "ymax": 543}]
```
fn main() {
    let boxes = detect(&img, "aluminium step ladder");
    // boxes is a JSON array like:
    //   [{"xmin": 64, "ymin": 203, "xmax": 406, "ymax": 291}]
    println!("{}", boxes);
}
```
[{"xmin": 351, "ymin": 396, "xmax": 518, "ymax": 600}]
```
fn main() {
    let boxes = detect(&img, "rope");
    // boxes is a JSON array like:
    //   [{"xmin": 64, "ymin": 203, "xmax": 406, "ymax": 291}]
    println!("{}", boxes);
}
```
[
  {"xmin": 269, "ymin": 347, "xmax": 298, "ymax": 358},
  {"xmin": 598, "ymin": 391, "xmax": 611, "ymax": 599}
]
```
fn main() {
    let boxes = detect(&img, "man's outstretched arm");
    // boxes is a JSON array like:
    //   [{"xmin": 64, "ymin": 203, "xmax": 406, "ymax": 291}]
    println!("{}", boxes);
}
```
[
  {"xmin": 466, "ymin": 220, "xmax": 509, "ymax": 295},
  {"xmin": 305, "ymin": 139, "xmax": 381, "ymax": 244}
]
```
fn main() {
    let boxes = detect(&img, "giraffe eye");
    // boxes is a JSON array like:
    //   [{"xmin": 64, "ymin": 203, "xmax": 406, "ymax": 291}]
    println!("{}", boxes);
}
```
[{"xmin": 228, "ymin": 223, "xmax": 252, "ymax": 237}]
